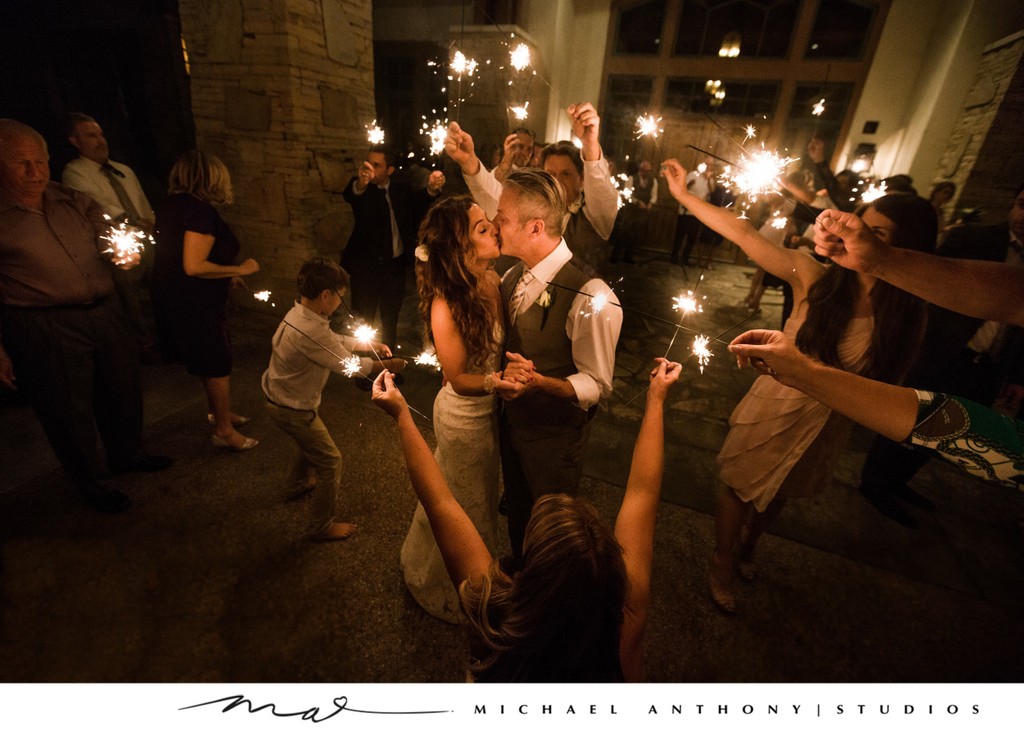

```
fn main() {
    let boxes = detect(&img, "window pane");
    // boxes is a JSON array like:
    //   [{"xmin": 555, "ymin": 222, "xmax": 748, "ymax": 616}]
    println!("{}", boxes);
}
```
[
  {"xmin": 806, "ymin": 0, "xmax": 877, "ymax": 59},
  {"xmin": 603, "ymin": 75, "xmax": 655, "ymax": 159},
  {"xmin": 665, "ymin": 77, "xmax": 779, "ymax": 117},
  {"xmin": 781, "ymin": 82, "xmax": 854, "ymax": 157},
  {"xmin": 674, "ymin": 0, "xmax": 800, "ymax": 58},
  {"xmin": 615, "ymin": 0, "xmax": 667, "ymax": 55}
]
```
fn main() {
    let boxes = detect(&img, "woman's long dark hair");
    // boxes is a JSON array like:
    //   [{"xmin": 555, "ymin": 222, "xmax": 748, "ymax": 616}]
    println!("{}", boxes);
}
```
[
  {"xmin": 460, "ymin": 495, "xmax": 627, "ymax": 682},
  {"xmin": 795, "ymin": 193, "xmax": 937, "ymax": 382},
  {"xmin": 415, "ymin": 195, "xmax": 499, "ymax": 369}
]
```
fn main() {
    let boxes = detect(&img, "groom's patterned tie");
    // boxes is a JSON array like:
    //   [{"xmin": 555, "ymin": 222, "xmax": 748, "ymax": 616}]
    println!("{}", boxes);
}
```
[{"xmin": 508, "ymin": 271, "xmax": 533, "ymax": 326}]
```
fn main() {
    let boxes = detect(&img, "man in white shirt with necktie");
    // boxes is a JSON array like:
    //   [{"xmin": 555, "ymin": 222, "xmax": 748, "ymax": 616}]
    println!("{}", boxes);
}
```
[{"xmin": 491, "ymin": 168, "xmax": 623, "ymax": 558}]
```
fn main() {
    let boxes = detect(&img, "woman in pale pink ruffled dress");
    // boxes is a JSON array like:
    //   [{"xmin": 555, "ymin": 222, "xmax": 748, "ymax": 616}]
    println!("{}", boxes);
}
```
[{"xmin": 664, "ymin": 159, "xmax": 937, "ymax": 613}]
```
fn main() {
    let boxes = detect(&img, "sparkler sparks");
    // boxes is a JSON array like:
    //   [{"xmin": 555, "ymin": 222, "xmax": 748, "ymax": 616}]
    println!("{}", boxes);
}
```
[
  {"xmin": 672, "ymin": 291, "xmax": 703, "ymax": 316},
  {"xmin": 253, "ymin": 290, "xmax": 271, "ymax": 302},
  {"xmin": 743, "ymin": 124, "xmax": 757, "ymax": 141},
  {"xmin": 771, "ymin": 216, "xmax": 788, "ymax": 229},
  {"xmin": 719, "ymin": 148, "xmax": 796, "ymax": 201},
  {"xmin": 341, "ymin": 356, "xmax": 364, "ymax": 378},
  {"xmin": 450, "ymin": 50, "xmax": 479, "ymax": 77},
  {"xmin": 354, "ymin": 324, "xmax": 378, "ymax": 344},
  {"xmin": 692, "ymin": 335, "xmax": 713, "ymax": 373},
  {"xmin": 860, "ymin": 181, "xmax": 887, "ymax": 203},
  {"xmin": 510, "ymin": 43, "xmax": 531, "ymax": 71},
  {"xmin": 414, "ymin": 351, "xmax": 441, "ymax": 371},
  {"xmin": 366, "ymin": 121, "xmax": 385, "ymax": 145},
  {"xmin": 812, "ymin": 98, "xmax": 826, "ymax": 116},
  {"xmin": 421, "ymin": 120, "xmax": 448, "ymax": 156},
  {"xmin": 635, "ymin": 114, "xmax": 663, "ymax": 139},
  {"xmin": 509, "ymin": 102, "xmax": 529, "ymax": 120},
  {"xmin": 101, "ymin": 220, "xmax": 150, "ymax": 267}
]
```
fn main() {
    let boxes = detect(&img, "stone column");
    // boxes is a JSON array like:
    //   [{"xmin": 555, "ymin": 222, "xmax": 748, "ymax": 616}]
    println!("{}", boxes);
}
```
[{"xmin": 177, "ymin": 0, "xmax": 375, "ymax": 302}]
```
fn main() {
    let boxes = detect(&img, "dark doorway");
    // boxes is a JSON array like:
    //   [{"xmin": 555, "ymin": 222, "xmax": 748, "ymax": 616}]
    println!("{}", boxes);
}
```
[{"xmin": 0, "ymin": 0, "xmax": 194, "ymax": 208}]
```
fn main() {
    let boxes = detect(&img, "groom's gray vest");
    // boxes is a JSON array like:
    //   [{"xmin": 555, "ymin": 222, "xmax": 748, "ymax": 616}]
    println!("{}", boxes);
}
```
[{"xmin": 500, "ymin": 256, "xmax": 597, "ymax": 432}]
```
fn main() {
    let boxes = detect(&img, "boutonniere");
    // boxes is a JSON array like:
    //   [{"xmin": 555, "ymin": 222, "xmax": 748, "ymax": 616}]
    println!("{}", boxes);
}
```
[{"xmin": 535, "ymin": 287, "xmax": 555, "ymax": 329}]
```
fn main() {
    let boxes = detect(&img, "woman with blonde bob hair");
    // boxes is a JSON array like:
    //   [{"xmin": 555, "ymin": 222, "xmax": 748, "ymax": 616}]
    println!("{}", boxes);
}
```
[
  {"xmin": 152, "ymin": 151, "xmax": 260, "ymax": 450},
  {"xmin": 374, "ymin": 357, "xmax": 680, "ymax": 681}
]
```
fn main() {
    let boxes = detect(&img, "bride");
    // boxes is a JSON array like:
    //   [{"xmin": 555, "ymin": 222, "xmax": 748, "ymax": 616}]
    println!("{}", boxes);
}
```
[{"xmin": 400, "ymin": 195, "xmax": 520, "ymax": 623}]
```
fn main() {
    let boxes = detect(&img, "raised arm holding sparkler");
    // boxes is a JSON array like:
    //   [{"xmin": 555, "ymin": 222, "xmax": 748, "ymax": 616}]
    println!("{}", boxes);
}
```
[{"xmin": 662, "ymin": 158, "xmax": 821, "ymax": 292}]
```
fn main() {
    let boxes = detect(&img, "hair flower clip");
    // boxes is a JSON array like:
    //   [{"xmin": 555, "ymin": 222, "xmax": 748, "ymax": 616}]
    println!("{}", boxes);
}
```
[{"xmin": 415, "ymin": 244, "xmax": 429, "ymax": 262}]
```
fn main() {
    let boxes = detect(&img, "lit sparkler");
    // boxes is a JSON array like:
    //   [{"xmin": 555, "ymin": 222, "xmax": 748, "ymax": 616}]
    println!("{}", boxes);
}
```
[
  {"xmin": 366, "ymin": 121, "xmax": 385, "ymax": 145},
  {"xmin": 414, "ymin": 351, "xmax": 441, "ymax": 371},
  {"xmin": 510, "ymin": 102, "xmax": 529, "ymax": 120},
  {"xmin": 510, "ymin": 43, "xmax": 531, "ymax": 71},
  {"xmin": 812, "ymin": 98, "xmax": 826, "ymax": 116},
  {"xmin": 771, "ymin": 215, "xmax": 788, "ymax": 229},
  {"xmin": 450, "ymin": 50, "xmax": 479, "ymax": 77},
  {"xmin": 341, "ymin": 356, "xmax": 364, "ymax": 378},
  {"xmin": 354, "ymin": 324, "xmax": 378, "ymax": 344},
  {"xmin": 421, "ymin": 119, "xmax": 448, "ymax": 156},
  {"xmin": 692, "ymin": 335, "xmax": 713, "ymax": 373},
  {"xmin": 744, "ymin": 124, "xmax": 757, "ymax": 141},
  {"xmin": 672, "ymin": 291, "xmax": 703, "ymax": 316},
  {"xmin": 101, "ymin": 219, "xmax": 150, "ymax": 267},
  {"xmin": 719, "ymin": 147, "xmax": 796, "ymax": 201},
  {"xmin": 253, "ymin": 290, "xmax": 271, "ymax": 302},
  {"xmin": 860, "ymin": 181, "xmax": 887, "ymax": 203},
  {"xmin": 635, "ymin": 114, "xmax": 663, "ymax": 139}
]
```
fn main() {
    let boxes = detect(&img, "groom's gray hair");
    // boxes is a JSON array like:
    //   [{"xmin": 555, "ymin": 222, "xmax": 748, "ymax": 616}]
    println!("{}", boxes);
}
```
[{"xmin": 504, "ymin": 169, "xmax": 566, "ymax": 237}]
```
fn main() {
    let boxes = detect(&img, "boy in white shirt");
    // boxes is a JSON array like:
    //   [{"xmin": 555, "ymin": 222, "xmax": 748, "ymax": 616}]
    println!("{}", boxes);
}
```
[{"xmin": 262, "ymin": 258, "xmax": 405, "ymax": 541}]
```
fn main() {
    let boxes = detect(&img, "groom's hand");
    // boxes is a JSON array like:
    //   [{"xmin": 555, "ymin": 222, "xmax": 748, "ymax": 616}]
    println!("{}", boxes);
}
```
[{"xmin": 503, "ymin": 352, "xmax": 535, "ymax": 382}]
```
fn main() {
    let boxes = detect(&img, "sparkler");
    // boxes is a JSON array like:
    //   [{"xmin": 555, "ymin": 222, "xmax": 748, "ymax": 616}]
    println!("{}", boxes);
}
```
[
  {"xmin": 635, "ymin": 114, "xmax": 663, "ymax": 139},
  {"xmin": 509, "ymin": 102, "xmax": 529, "ymax": 120},
  {"xmin": 771, "ymin": 215, "xmax": 788, "ymax": 229},
  {"xmin": 253, "ymin": 290, "xmax": 271, "ymax": 302},
  {"xmin": 421, "ymin": 119, "xmax": 448, "ymax": 156},
  {"xmin": 860, "ymin": 181, "xmax": 887, "ymax": 203},
  {"xmin": 692, "ymin": 335, "xmax": 713, "ymax": 374},
  {"xmin": 366, "ymin": 121, "xmax": 385, "ymax": 145},
  {"xmin": 672, "ymin": 291, "xmax": 703, "ymax": 316},
  {"xmin": 812, "ymin": 98, "xmax": 826, "ymax": 116},
  {"xmin": 341, "ymin": 356, "xmax": 364, "ymax": 378},
  {"xmin": 101, "ymin": 219, "xmax": 150, "ymax": 267},
  {"xmin": 719, "ymin": 147, "xmax": 797, "ymax": 201},
  {"xmin": 450, "ymin": 50, "xmax": 478, "ymax": 77},
  {"xmin": 413, "ymin": 351, "xmax": 442, "ymax": 371},
  {"xmin": 743, "ymin": 124, "xmax": 757, "ymax": 142},
  {"xmin": 510, "ymin": 43, "xmax": 530, "ymax": 71}
]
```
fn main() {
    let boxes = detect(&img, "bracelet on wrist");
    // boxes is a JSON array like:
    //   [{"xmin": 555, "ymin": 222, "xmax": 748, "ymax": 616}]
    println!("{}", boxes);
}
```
[{"xmin": 483, "ymin": 372, "xmax": 495, "ymax": 394}]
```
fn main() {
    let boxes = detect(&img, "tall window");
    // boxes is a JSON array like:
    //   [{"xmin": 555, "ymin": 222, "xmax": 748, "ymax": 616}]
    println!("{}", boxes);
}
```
[
  {"xmin": 665, "ymin": 77, "xmax": 780, "ymax": 116},
  {"xmin": 806, "ymin": 0, "xmax": 877, "ymax": 59},
  {"xmin": 614, "ymin": 0, "xmax": 668, "ymax": 55},
  {"xmin": 603, "ymin": 75, "xmax": 655, "ymax": 158},
  {"xmin": 674, "ymin": 0, "xmax": 800, "ymax": 58}
]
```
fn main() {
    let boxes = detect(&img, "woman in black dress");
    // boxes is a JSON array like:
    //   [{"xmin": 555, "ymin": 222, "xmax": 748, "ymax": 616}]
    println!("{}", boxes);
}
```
[{"xmin": 153, "ymin": 151, "xmax": 260, "ymax": 450}]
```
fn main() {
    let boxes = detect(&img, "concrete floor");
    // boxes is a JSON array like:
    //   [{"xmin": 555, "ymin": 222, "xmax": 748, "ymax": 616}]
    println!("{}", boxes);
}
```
[{"xmin": 1, "ymin": 250, "xmax": 1022, "ymax": 683}]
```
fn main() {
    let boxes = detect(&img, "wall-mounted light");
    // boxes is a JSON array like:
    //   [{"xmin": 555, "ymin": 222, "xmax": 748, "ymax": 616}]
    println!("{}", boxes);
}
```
[{"xmin": 850, "ymin": 143, "xmax": 876, "ymax": 174}]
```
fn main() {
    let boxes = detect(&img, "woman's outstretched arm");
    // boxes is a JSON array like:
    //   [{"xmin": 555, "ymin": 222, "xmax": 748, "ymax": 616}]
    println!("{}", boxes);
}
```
[
  {"xmin": 662, "ymin": 159, "xmax": 820, "ymax": 288},
  {"xmin": 614, "ymin": 358, "xmax": 681, "ymax": 682},
  {"xmin": 371, "ymin": 371, "xmax": 493, "ymax": 585}
]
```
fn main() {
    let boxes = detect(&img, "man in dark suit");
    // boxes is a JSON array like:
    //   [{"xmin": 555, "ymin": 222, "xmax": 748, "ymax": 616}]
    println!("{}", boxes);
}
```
[
  {"xmin": 341, "ymin": 145, "xmax": 443, "ymax": 347},
  {"xmin": 859, "ymin": 184, "xmax": 1024, "ymax": 527}
]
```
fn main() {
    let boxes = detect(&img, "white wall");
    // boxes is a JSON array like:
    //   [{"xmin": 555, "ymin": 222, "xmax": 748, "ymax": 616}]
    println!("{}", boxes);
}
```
[{"xmin": 840, "ymin": 0, "xmax": 1024, "ymax": 187}]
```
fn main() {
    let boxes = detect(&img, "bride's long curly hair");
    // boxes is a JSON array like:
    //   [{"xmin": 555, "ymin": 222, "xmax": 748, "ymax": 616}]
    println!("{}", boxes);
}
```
[{"xmin": 415, "ymin": 196, "xmax": 500, "ymax": 370}]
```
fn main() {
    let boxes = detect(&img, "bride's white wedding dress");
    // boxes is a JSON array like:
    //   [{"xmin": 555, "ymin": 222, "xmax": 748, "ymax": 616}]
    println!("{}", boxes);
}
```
[{"xmin": 399, "ymin": 337, "xmax": 502, "ymax": 623}]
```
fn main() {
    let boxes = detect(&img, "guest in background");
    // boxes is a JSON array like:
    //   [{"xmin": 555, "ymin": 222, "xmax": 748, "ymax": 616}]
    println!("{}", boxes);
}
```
[{"xmin": 152, "ymin": 150, "xmax": 259, "ymax": 451}]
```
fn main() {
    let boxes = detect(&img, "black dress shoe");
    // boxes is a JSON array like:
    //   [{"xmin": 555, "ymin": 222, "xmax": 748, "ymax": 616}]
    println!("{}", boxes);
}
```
[
  {"xmin": 82, "ymin": 487, "xmax": 132, "ymax": 514},
  {"xmin": 111, "ymin": 455, "xmax": 173, "ymax": 475},
  {"xmin": 860, "ymin": 485, "xmax": 917, "ymax": 529}
]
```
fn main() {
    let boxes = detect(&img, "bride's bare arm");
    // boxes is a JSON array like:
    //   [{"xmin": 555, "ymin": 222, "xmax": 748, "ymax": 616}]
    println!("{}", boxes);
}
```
[{"xmin": 432, "ymin": 295, "xmax": 517, "ymax": 395}]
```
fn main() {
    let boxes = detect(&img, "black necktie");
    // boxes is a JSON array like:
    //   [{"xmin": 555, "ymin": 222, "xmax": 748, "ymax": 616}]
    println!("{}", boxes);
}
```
[{"xmin": 101, "ymin": 163, "xmax": 142, "ymax": 223}]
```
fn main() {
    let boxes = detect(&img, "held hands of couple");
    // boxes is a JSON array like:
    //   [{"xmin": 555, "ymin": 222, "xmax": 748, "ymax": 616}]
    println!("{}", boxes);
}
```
[{"xmin": 493, "ymin": 352, "xmax": 536, "ymax": 400}]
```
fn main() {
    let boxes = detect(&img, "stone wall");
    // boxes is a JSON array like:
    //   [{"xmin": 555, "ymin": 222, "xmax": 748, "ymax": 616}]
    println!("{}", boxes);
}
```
[
  {"xmin": 934, "ymin": 29, "xmax": 1024, "ymax": 222},
  {"xmin": 177, "ymin": 0, "xmax": 376, "ymax": 303}
]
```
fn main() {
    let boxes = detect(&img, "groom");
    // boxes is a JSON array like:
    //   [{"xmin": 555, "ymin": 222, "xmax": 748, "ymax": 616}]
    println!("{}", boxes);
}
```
[{"xmin": 492, "ymin": 168, "xmax": 623, "ymax": 557}]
